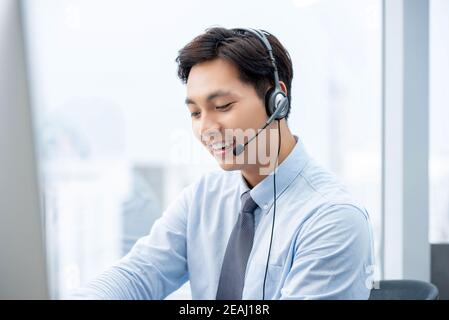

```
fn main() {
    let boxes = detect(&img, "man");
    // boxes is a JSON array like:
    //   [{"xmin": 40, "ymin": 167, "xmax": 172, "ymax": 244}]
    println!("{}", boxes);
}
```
[{"xmin": 73, "ymin": 27, "xmax": 374, "ymax": 300}]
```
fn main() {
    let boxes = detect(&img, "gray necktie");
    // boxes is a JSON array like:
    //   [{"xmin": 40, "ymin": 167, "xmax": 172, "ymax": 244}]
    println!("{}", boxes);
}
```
[{"xmin": 216, "ymin": 190, "xmax": 258, "ymax": 300}]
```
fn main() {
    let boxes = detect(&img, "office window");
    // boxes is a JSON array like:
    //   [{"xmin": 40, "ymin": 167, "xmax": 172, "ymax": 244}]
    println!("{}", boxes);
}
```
[
  {"xmin": 430, "ymin": 0, "xmax": 449, "ymax": 243},
  {"xmin": 22, "ymin": 0, "xmax": 381, "ymax": 298}
]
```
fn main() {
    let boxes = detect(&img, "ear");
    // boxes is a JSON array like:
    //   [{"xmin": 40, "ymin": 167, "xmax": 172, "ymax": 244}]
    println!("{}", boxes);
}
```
[{"xmin": 279, "ymin": 81, "xmax": 288, "ymax": 95}]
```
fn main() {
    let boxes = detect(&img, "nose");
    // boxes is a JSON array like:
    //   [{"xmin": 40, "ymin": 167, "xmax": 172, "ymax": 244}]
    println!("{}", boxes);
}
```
[{"xmin": 198, "ymin": 113, "xmax": 222, "ymax": 144}]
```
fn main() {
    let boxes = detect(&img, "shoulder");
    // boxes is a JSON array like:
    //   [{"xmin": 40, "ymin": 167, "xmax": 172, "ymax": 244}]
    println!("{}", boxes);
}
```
[
  {"xmin": 294, "ymin": 202, "xmax": 372, "ymax": 263},
  {"xmin": 304, "ymin": 203, "xmax": 370, "ymax": 235},
  {"xmin": 296, "ymin": 157, "xmax": 370, "ymax": 221},
  {"xmin": 292, "ymin": 159, "xmax": 372, "ymax": 246}
]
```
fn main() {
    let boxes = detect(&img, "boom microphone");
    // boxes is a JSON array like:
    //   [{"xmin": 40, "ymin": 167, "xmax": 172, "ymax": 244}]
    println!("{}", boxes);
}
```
[{"xmin": 232, "ymin": 98, "xmax": 288, "ymax": 156}]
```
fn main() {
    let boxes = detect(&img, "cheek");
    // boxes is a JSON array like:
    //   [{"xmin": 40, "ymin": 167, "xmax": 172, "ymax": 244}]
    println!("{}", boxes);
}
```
[
  {"xmin": 191, "ymin": 121, "xmax": 202, "ymax": 140},
  {"xmin": 237, "ymin": 103, "xmax": 267, "ymax": 126}
]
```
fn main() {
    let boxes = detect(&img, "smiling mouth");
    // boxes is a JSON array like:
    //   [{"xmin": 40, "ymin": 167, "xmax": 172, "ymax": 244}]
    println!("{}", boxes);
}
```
[{"xmin": 207, "ymin": 138, "xmax": 236, "ymax": 155}]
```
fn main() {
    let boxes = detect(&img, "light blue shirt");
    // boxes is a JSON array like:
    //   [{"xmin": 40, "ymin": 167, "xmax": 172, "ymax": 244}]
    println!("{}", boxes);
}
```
[{"xmin": 73, "ymin": 137, "xmax": 375, "ymax": 300}]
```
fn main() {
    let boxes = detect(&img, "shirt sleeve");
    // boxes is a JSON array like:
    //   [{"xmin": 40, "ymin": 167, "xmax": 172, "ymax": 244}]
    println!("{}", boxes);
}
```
[
  {"xmin": 70, "ymin": 184, "xmax": 192, "ymax": 300},
  {"xmin": 280, "ymin": 204, "xmax": 374, "ymax": 300}
]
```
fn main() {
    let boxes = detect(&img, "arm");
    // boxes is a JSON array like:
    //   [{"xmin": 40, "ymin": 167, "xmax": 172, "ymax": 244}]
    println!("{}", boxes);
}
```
[
  {"xmin": 71, "ymin": 185, "xmax": 192, "ymax": 300},
  {"xmin": 280, "ymin": 204, "xmax": 374, "ymax": 300}
]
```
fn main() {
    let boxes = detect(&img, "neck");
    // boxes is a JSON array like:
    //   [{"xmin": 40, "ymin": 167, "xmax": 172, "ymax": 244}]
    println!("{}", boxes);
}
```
[{"xmin": 241, "ymin": 119, "xmax": 297, "ymax": 188}]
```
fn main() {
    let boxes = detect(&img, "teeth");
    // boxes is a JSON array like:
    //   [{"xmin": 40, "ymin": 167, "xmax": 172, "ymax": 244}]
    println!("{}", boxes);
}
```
[{"xmin": 210, "ymin": 141, "xmax": 233, "ymax": 151}]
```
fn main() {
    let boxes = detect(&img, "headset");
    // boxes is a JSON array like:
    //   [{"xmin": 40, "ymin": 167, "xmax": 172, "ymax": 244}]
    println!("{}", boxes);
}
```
[
  {"xmin": 231, "ymin": 28, "xmax": 289, "ymax": 300},
  {"xmin": 232, "ymin": 28, "xmax": 290, "ymax": 157}
]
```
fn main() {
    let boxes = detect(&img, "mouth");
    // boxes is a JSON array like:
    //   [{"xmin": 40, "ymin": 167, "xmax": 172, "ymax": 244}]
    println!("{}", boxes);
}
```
[{"xmin": 207, "ymin": 138, "xmax": 236, "ymax": 157}]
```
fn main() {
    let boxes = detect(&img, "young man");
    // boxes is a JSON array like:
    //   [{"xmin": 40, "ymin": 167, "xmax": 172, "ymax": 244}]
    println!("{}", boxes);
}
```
[{"xmin": 74, "ymin": 27, "xmax": 374, "ymax": 300}]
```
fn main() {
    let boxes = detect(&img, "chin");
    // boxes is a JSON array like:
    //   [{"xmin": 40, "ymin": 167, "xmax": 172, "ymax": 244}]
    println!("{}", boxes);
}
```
[{"xmin": 217, "ymin": 161, "xmax": 242, "ymax": 171}]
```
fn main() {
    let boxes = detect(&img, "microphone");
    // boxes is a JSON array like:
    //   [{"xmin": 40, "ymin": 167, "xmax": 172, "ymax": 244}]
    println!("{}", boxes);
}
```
[
  {"xmin": 233, "ymin": 98, "xmax": 288, "ymax": 156},
  {"xmin": 233, "ymin": 121, "xmax": 271, "ymax": 156}
]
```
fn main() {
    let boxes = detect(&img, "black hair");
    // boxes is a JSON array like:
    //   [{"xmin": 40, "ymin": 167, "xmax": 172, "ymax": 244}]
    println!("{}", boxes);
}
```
[{"xmin": 176, "ymin": 27, "xmax": 294, "ymax": 119}]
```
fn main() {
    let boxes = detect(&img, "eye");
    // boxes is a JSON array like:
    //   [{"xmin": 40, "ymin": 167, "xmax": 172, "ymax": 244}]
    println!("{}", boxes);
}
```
[
  {"xmin": 216, "ymin": 102, "xmax": 234, "ymax": 111},
  {"xmin": 190, "ymin": 111, "xmax": 201, "ymax": 118}
]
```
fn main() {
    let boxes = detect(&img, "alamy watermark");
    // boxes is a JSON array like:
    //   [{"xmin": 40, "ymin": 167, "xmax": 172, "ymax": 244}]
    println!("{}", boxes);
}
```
[{"xmin": 169, "ymin": 128, "xmax": 281, "ymax": 175}]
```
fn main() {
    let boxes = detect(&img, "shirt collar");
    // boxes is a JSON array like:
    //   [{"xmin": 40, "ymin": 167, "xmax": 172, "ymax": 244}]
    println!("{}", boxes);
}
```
[{"xmin": 238, "ymin": 135, "xmax": 309, "ymax": 214}]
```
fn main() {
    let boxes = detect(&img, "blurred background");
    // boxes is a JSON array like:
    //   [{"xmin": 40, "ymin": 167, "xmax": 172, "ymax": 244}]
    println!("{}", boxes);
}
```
[{"xmin": 2, "ymin": 0, "xmax": 446, "ymax": 299}]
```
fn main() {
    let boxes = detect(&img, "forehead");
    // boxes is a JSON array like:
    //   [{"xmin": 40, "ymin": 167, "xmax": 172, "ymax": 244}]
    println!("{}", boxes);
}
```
[{"xmin": 186, "ymin": 58, "xmax": 247, "ymax": 98}]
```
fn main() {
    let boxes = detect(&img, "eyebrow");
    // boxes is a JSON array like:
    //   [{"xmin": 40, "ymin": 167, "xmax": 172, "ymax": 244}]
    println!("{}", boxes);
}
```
[{"xmin": 185, "ymin": 90, "xmax": 235, "ymax": 105}]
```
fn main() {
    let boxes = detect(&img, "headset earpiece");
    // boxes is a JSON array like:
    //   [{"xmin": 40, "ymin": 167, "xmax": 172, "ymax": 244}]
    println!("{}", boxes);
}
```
[
  {"xmin": 264, "ymin": 87, "xmax": 275, "ymax": 116},
  {"xmin": 265, "ymin": 87, "xmax": 289, "ymax": 120}
]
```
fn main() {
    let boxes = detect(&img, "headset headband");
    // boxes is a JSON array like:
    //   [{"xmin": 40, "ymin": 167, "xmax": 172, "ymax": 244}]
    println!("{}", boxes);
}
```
[{"xmin": 236, "ymin": 28, "xmax": 281, "ymax": 90}]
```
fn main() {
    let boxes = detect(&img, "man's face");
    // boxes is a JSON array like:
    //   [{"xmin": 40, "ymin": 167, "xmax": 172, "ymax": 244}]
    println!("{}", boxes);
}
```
[{"xmin": 185, "ymin": 58, "xmax": 269, "ymax": 171}]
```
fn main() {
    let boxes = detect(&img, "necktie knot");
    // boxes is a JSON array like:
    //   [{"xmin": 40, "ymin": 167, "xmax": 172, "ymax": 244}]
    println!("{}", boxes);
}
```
[{"xmin": 241, "ymin": 191, "xmax": 258, "ymax": 213}]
